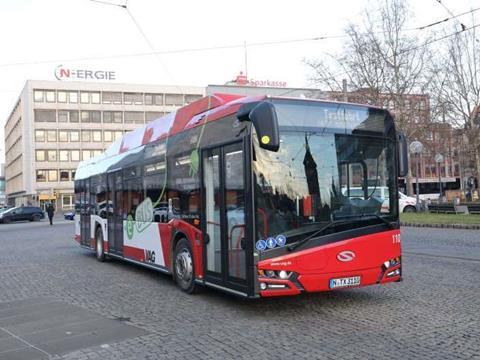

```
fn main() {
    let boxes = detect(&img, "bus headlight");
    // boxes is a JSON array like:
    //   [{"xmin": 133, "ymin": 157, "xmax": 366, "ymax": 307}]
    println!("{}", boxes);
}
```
[
  {"xmin": 265, "ymin": 270, "xmax": 276, "ymax": 278},
  {"xmin": 258, "ymin": 269, "xmax": 293, "ymax": 279},
  {"xmin": 383, "ymin": 257, "xmax": 401, "ymax": 269}
]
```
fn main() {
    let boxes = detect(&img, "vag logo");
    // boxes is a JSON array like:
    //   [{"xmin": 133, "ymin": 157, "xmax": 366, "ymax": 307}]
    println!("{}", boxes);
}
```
[{"xmin": 337, "ymin": 250, "xmax": 355, "ymax": 262}]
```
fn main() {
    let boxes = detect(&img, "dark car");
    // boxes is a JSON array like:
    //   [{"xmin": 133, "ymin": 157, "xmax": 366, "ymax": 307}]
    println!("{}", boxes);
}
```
[
  {"xmin": 64, "ymin": 211, "xmax": 75, "ymax": 220},
  {"xmin": 0, "ymin": 206, "xmax": 45, "ymax": 223}
]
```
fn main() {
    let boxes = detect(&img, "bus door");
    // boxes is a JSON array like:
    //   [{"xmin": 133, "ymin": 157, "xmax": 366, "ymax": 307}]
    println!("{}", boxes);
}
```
[
  {"xmin": 107, "ymin": 170, "xmax": 124, "ymax": 254},
  {"xmin": 80, "ymin": 179, "xmax": 91, "ymax": 247},
  {"xmin": 201, "ymin": 141, "xmax": 252, "ymax": 295}
]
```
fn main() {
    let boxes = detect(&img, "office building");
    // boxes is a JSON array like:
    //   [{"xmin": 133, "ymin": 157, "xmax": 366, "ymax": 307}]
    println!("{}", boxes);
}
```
[{"xmin": 4, "ymin": 80, "xmax": 204, "ymax": 209}]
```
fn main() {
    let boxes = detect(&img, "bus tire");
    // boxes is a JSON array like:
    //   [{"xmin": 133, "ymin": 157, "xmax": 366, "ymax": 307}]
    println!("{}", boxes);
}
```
[
  {"xmin": 403, "ymin": 205, "xmax": 416, "ymax": 213},
  {"xmin": 95, "ymin": 227, "xmax": 106, "ymax": 262},
  {"xmin": 173, "ymin": 238, "xmax": 196, "ymax": 294}
]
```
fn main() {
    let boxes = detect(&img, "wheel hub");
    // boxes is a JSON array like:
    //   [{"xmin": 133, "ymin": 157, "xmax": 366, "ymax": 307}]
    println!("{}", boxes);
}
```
[{"xmin": 175, "ymin": 250, "xmax": 193, "ymax": 282}]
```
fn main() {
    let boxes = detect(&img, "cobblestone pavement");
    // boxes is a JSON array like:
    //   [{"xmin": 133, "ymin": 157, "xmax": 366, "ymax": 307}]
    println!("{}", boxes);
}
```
[{"xmin": 0, "ymin": 221, "xmax": 479, "ymax": 359}]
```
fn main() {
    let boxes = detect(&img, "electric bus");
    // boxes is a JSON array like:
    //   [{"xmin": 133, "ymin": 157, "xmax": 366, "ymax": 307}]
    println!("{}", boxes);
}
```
[{"xmin": 74, "ymin": 94, "xmax": 408, "ymax": 297}]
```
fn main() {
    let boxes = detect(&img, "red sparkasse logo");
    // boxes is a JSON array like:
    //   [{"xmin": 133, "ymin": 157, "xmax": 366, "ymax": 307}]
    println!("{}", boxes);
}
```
[
  {"xmin": 54, "ymin": 65, "xmax": 116, "ymax": 81},
  {"xmin": 233, "ymin": 72, "xmax": 287, "ymax": 88}
]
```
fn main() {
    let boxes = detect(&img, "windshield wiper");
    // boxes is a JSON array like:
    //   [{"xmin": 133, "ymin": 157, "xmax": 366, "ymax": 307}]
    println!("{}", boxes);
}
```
[
  {"xmin": 287, "ymin": 220, "xmax": 348, "ymax": 252},
  {"xmin": 333, "ymin": 213, "xmax": 394, "ymax": 228}
]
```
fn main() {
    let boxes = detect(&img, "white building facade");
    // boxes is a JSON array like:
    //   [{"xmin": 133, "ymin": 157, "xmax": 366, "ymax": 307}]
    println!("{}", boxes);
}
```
[{"xmin": 4, "ymin": 80, "xmax": 204, "ymax": 210}]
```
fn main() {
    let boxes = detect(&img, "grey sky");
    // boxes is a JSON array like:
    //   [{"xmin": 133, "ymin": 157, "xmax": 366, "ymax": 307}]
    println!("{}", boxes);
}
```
[{"xmin": 0, "ymin": 0, "xmax": 477, "ymax": 162}]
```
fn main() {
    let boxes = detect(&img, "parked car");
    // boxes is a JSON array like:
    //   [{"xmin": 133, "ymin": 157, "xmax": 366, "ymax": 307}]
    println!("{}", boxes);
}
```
[
  {"xmin": 0, "ymin": 206, "xmax": 45, "ymax": 223},
  {"xmin": 342, "ymin": 187, "xmax": 418, "ymax": 213},
  {"xmin": 64, "ymin": 211, "xmax": 75, "ymax": 220}
]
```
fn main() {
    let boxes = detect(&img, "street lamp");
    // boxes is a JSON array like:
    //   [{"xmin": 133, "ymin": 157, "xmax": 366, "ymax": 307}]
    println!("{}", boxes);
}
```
[
  {"xmin": 435, "ymin": 153, "xmax": 444, "ymax": 201},
  {"xmin": 409, "ymin": 141, "xmax": 423, "ymax": 211}
]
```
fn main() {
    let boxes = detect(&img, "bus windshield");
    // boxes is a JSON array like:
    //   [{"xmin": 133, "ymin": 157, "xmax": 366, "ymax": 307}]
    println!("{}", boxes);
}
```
[{"xmin": 253, "ymin": 101, "xmax": 398, "ymax": 245}]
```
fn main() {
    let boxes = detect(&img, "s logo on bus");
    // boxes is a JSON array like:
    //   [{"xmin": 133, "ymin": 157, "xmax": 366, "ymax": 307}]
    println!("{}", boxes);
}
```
[{"xmin": 337, "ymin": 250, "xmax": 355, "ymax": 262}]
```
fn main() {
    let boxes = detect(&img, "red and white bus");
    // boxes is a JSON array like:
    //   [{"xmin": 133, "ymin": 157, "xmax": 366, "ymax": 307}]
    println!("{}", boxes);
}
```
[{"xmin": 74, "ymin": 94, "xmax": 408, "ymax": 298}]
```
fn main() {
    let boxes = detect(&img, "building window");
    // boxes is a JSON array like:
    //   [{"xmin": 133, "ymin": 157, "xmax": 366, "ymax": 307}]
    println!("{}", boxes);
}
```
[
  {"xmin": 34, "ymin": 109, "xmax": 56, "ymax": 122},
  {"xmin": 114, "ymin": 131, "xmax": 123, "ymax": 140},
  {"xmin": 57, "ymin": 91, "xmax": 67, "ymax": 103},
  {"xmin": 36, "ymin": 150, "xmax": 46, "ymax": 162},
  {"xmin": 145, "ymin": 112, "xmax": 163, "ymax": 122},
  {"xmin": 404, "ymin": 99, "xmax": 411, "ymax": 110},
  {"xmin": 185, "ymin": 94, "xmax": 202, "ymax": 104},
  {"xmin": 82, "ymin": 150, "xmax": 92, "ymax": 160},
  {"xmin": 92, "ymin": 130, "xmax": 102, "ymax": 142},
  {"xmin": 45, "ymin": 91, "xmax": 55, "ymax": 103},
  {"xmin": 71, "ymin": 170, "xmax": 76, "ymax": 180},
  {"xmin": 47, "ymin": 150, "xmax": 57, "ymax": 162},
  {"xmin": 104, "ymin": 130, "xmax": 113, "ymax": 142},
  {"xmin": 69, "ymin": 91, "xmax": 78, "ymax": 103},
  {"xmin": 81, "ymin": 110, "xmax": 101, "ymax": 123},
  {"xmin": 102, "ymin": 92, "xmax": 122, "ymax": 104},
  {"xmin": 419, "ymin": 100, "xmax": 426, "ymax": 110},
  {"xmin": 48, "ymin": 170, "xmax": 58, "ymax": 182},
  {"xmin": 35, "ymin": 130, "xmax": 45, "ymax": 142},
  {"xmin": 58, "ymin": 130, "xmax": 69, "ymax": 142},
  {"xmin": 80, "ymin": 92, "xmax": 90, "ymax": 104},
  {"xmin": 125, "ymin": 111, "xmax": 144, "ymax": 124},
  {"xmin": 82, "ymin": 130, "xmax": 91, "ymax": 142},
  {"xmin": 103, "ymin": 111, "xmax": 122, "ymax": 123},
  {"xmin": 91, "ymin": 92, "xmax": 100, "ymax": 104},
  {"xmin": 70, "ymin": 131, "xmax": 79, "ymax": 142},
  {"xmin": 165, "ymin": 94, "xmax": 183, "ymax": 106},
  {"xmin": 36, "ymin": 170, "xmax": 47, "ymax": 182},
  {"xmin": 62, "ymin": 194, "xmax": 73, "ymax": 207},
  {"xmin": 47, "ymin": 130, "xmax": 57, "ymax": 142},
  {"xmin": 93, "ymin": 150, "xmax": 102, "ymax": 157},
  {"xmin": 34, "ymin": 90, "xmax": 44, "ymax": 102},
  {"xmin": 71, "ymin": 150, "xmax": 80, "ymax": 161},
  {"xmin": 58, "ymin": 110, "xmax": 69, "ymax": 123},
  {"xmin": 145, "ymin": 93, "xmax": 164, "ymax": 105},
  {"xmin": 59, "ymin": 150, "xmax": 69, "ymax": 162},
  {"xmin": 124, "ymin": 92, "xmax": 143, "ymax": 105},
  {"xmin": 69, "ymin": 110, "xmax": 79, "ymax": 123},
  {"xmin": 60, "ymin": 170, "xmax": 70, "ymax": 181}
]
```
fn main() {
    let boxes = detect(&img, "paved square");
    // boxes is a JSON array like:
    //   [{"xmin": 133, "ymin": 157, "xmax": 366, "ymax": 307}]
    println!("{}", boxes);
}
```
[{"xmin": 0, "ymin": 297, "xmax": 147, "ymax": 359}]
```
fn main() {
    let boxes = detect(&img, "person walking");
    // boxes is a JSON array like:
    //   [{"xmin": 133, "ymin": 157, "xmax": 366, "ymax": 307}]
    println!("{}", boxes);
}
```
[{"xmin": 46, "ymin": 202, "xmax": 55, "ymax": 226}]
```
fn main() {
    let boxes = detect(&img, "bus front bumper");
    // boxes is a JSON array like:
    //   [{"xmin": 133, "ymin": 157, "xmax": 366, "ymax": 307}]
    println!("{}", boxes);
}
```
[{"xmin": 258, "ymin": 265, "xmax": 401, "ymax": 297}]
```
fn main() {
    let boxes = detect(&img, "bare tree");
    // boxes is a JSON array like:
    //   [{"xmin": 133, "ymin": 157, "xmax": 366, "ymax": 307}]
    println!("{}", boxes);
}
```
[
  {"xmin": 427, "ymin": 19, "xmax": 480, "ymax": 190},
  {"xmin": 305, "ymin": 0, "xmax": 430, "ymax": 194}
]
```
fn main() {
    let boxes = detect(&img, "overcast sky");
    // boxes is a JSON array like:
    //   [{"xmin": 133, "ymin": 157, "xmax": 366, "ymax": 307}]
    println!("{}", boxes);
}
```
[{"xmin": 0, "ymin": 0, "xmax": 478, "ymax": 162}]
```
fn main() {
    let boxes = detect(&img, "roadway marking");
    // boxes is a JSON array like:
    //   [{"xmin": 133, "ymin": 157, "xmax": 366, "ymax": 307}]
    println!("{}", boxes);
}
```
[{"xmin": 0, "ymin": 326, "xmax": 52, "ymax": 357}]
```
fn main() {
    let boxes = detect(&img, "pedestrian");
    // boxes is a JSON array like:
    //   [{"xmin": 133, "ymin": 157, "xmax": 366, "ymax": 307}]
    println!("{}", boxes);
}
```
[{"xmin": 47, "ymin": 202, "xmax": 55, "ymax": 226}]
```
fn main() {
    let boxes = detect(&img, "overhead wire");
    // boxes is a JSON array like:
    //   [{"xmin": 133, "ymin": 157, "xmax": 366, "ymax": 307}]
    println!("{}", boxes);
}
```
[{"xmin": 0, "ymin": 5, "xmax": 478, "ymax": 70}]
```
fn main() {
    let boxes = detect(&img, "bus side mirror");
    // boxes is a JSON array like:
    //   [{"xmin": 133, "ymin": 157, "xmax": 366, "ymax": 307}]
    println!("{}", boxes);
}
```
[
  {"xmin": 397, "ymin": 132, "xmax": 408, "ymax": 177},
  {"xmin": 237, "ymin": 101, "xmax": 280, "ymax": 152}
]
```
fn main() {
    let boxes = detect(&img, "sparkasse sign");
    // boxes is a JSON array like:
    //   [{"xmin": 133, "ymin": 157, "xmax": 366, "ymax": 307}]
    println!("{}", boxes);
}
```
[{"xmin": 54, "ymin": 65, "xmax": 116, "ymax": 81}]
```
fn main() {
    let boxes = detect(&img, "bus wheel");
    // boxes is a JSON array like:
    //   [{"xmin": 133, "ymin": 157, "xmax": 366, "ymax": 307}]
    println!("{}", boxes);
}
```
[
  {"xmin": 95, "ymin": 227, "xmax": 106, "ymax": 262},
  {"xmin": 403, "ymin": 205, "xmax": 416, "ymax": 213},
  {"xmin": 174, "ymin": 238, "xmax": 196, "ymax": 294}
]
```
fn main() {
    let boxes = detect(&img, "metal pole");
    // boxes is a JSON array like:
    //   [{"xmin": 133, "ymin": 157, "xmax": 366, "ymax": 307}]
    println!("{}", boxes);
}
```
[
  {"xmin": 416, "ymin": 154, "xmax": 420, "ymax": 211},
  {"xmin": 438, "ymin": 161, "xmax": 443, "ymax": 199}
]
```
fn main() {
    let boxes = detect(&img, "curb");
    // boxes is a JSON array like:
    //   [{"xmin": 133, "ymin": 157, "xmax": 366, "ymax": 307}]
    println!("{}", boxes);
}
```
[{"xmin": 400, "ymin": 222, "xmax": 480, "ymax": 230}]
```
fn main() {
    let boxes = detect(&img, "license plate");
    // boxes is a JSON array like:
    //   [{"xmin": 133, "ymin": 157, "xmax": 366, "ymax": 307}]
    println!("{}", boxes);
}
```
[{"xmin": 329, "ymin": 276, "xmax": 361, "ymax": 289}]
